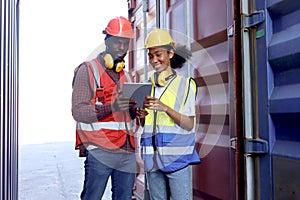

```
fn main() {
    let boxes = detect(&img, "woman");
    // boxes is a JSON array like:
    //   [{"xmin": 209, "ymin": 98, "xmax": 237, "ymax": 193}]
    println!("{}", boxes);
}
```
[{"xmin": 137, "ymin": 28, "xmax": 200, "ymax": 200}]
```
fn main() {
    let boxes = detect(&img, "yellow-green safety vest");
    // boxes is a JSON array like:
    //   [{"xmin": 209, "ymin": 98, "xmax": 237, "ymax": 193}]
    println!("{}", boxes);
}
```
[{"xmin": 141, "ymin": 75, "xmax": 200, "ymax": 172}]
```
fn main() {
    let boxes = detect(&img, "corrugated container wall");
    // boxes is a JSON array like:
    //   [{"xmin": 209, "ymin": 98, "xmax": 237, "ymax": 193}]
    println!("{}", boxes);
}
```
[
  {"xmin": 0, "ymin": 0, "xmax": 19, "ymax": 200},
  {"xmin": 256, "ymin": 0, "xmax": 300, "ymax": 199}
]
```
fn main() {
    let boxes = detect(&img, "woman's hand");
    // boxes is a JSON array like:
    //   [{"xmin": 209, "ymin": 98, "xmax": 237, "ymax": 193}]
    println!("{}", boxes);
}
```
[
  {"xmin": 136, "ymin": 108, "xmax": 148, "ymax": 119},
  {"xmin": 136, "ymin": 108, "xmax": 148, "ymax": 127},
  {"xmin": 144, "ymin": 96, "xmax": 194, "ymax": 131},
  {"xmin": 144, "ymin": 96, "xmax": 168, "ymax": 112}
]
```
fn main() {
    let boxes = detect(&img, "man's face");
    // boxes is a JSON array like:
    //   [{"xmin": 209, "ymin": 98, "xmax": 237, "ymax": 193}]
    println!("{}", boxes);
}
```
[{"xmin": 105, "ymin": 36, "xmax": 130, "ymax": 60}]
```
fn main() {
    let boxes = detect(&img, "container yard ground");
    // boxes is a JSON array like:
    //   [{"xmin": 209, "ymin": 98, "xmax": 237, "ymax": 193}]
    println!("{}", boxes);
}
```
[{"xmin": 19, "ymin": 141, "xmax": 112, "ymax": 200}]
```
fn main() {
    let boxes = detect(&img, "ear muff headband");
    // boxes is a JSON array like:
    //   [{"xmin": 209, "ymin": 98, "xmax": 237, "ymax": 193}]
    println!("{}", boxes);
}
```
[
  {"xmin": 103, "ymin": 54, "xmax": 124, "ymax": 72},
  {"xmin": 151, "ymin": 70, "xmax": 176, "ymax": 87}
]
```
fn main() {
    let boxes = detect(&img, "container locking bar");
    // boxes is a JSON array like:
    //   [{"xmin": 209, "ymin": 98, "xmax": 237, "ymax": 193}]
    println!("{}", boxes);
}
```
[
  {"xmin": 243, "ymin": 10, "xmax": 265, "ymax": 28},
  {"xmin": 244, "ymin": 138, "xmax": 268, "ymax": 154}
]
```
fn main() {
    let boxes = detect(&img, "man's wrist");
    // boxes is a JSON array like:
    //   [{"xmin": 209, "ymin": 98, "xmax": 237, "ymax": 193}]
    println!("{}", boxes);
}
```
[{"xmin": 95, "ymin": 103, "xmax": 114, "ymax": 120}]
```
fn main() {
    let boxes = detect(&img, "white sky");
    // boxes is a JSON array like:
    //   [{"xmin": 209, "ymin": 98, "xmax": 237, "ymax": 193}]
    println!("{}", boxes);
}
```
[{"xmin": 19, "ymin": 0, "xmax": 128, "ymax": 145}]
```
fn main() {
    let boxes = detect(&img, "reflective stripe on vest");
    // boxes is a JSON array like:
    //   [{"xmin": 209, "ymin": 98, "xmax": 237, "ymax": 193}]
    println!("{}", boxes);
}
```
[
  {"xmin": 90, "ymin": 59, "xmax": 100, "ymax": 90},
  {"xmin": 142, "ymin": 145, "xmax": 196, "ymax": 155},
  {"xmin": 141, "ymin": 76, "xmax": 199, "ymax": 172},
  {"xmin": 77, "ymin": 121, "xmax": 133, "ymax": 131}
]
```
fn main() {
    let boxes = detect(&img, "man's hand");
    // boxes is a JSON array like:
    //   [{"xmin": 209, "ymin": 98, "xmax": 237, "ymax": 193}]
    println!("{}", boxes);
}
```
[{"xmin": 112, "ymin": 94, "xmax": 136, "ymax": 112}]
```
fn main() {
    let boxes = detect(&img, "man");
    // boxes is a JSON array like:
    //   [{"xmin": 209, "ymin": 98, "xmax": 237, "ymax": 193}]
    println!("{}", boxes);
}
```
[{"xmin": 72, "ymin": 16, "xmax": 136, "ymax": 200}]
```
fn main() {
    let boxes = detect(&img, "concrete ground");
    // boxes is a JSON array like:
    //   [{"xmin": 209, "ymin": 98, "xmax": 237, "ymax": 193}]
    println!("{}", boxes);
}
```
[{"xmin": 19, "ymin": 141, "xmax": 112, "ymax": 200}]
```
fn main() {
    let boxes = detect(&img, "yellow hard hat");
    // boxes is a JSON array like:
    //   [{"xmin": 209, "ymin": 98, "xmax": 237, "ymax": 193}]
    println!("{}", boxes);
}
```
[{"xmin": 144, "ymin": 28, "xmax": 176, "ymax": 49}]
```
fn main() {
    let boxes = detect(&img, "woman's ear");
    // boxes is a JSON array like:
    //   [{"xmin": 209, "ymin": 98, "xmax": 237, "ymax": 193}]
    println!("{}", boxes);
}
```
[{"xmin": 169, "ymin": 49, "xmax": 174, "ymax": 59}]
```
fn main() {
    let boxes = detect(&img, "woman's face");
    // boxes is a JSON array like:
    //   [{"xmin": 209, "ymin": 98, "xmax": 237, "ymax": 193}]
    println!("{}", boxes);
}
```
[{"xmin": 148, "ymin": 47, "xmax": 174, "ymax": 72}]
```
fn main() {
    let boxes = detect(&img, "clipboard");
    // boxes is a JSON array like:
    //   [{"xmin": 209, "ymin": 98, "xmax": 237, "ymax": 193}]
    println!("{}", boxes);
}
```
[{"xmin": 122, "ymin": 82, "xmax": 152, "ymax": 108}]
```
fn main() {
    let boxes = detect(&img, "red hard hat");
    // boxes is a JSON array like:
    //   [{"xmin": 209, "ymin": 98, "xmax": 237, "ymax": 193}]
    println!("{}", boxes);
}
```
[{"xmin": 103, "ymin": 16, "xmax": 134, "ymax": 39}]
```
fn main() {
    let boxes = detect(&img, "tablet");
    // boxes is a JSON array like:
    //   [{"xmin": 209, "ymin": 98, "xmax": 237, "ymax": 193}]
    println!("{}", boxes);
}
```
[{"xmin": 122, "ymin": 83, "xmax": 152, "ymax": 108}]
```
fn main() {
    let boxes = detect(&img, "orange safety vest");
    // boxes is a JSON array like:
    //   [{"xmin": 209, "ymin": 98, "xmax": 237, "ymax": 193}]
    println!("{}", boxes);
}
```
[{"xmin": 75, "ymin": 58, "xmax": 135, "ymax": 152}]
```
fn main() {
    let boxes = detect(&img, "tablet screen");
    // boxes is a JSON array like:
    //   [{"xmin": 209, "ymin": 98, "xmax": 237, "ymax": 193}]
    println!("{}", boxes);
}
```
[{"xmin": 122, "ymin": 83, "xmax": 152, "ymax": 108}]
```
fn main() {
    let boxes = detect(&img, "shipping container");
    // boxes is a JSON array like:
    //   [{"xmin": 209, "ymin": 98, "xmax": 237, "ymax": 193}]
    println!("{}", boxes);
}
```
[
  {"xmin": 128, "ymin": 0, "xmax": 300, "ymax": 199},
  {"xmin": 0, "ymin": 0, "xmax": 20, "ymax": 200}
]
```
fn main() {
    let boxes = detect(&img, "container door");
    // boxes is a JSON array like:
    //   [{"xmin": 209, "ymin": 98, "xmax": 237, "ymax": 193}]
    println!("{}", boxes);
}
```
[
  {"xmin": 245, "ymin": 0, "xmax": 300, "ymax": 199},
  {"xmin": 186, "ymin": 0, "xmax": 241, "ymax": 199},
  {"xmin": 165, "ymin": 0, "xmax": 242, "ymax": 199}
]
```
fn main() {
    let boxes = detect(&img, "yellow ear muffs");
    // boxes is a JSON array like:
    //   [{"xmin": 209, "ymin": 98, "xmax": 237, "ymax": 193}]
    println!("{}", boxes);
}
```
[
  {"xmin": 103, "ymin": 54, "xmax": 124, "ymax": 72},
  {"xmin": 103, "ymin": 54, "xmax": 114, "ymax": 69},
  {"xmin": 151, "ymin": 70, "xmax": 175, "ymax": 87},
  {"xmin": 115, "ymin": 61, "xmax": 125, "ymax": 72},
  {"xmin": 150, "ymin": 72, "xmax": 158, "ymax": 86}
]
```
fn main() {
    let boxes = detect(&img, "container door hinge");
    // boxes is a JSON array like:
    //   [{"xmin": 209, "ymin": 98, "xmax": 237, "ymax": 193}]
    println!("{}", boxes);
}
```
[
  {"xmin": 230, "ymin": 137, "xmax": 239, "ymax": 151},
  {"xmin": 227, "ymin": 24, "xmax": 234, "ymax": 37},
  {"xmin": 244, "ymin": 138, "xmax": 268, "ymax": 154},
  {"xmin": 243, "ymin": 10, "xmax": 265, "ymax": 28}
]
